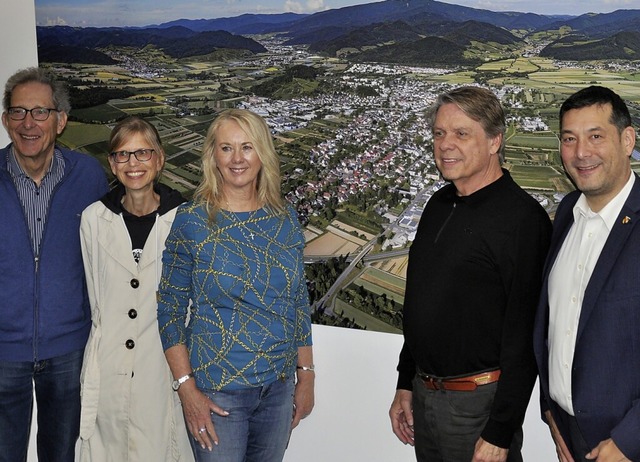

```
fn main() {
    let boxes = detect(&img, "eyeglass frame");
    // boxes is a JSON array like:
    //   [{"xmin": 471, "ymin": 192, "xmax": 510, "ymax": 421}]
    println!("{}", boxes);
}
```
[
  {"xmin": 6, "ymin": 106, "xmax": 60, "ymax": 121},
  {"xmin": 109, "ymin": 148, "xmax": 156, "ymax": 163}
]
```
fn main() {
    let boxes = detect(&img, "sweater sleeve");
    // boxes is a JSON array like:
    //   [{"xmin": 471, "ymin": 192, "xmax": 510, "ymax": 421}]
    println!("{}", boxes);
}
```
[
  {"xmin": 396, "ymin": 341, "xmax": 416, "ymax": 391},
  {"xmin": 481, "ymin": 206, "xmax": 552, "ymax": 448},
  {"xmin": 79, "ymin": 206, "xmax": 98, "ymax": 320},
  {"xmin": 291, "ymin": 208, "xmax": 312, "ymax": 347},
  {"xmin": 157, "ymin": 206, "xmax": 194, "ymax": 351},
  {"xmin": 294, "ymin": 265, "xmax": 313, "ymax": 347}
]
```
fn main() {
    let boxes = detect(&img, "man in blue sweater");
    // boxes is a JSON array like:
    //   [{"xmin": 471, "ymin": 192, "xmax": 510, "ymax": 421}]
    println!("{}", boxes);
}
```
[{"xmin": 0, "ymin": 67, "xmax": 108, "ymax": 462}]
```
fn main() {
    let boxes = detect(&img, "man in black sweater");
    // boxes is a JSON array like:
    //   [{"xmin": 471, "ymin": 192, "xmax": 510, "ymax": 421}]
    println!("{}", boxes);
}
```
[{"xmin": 389, "ymin": 86, "xmax": 552, "ymax": 462}]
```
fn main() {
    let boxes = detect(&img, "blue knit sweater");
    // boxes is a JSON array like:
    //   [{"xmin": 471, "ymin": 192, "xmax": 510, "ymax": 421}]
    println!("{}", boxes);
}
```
[{"xmin": 0, "ymin": 145, "xmax": 108, "ymax": 361}]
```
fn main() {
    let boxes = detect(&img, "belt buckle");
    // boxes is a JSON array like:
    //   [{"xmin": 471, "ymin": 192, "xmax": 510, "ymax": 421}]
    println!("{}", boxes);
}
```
[
  {"xmin": 472, "ymin": 372, "xmax": 493, "ymax": 386},
  {"xmin": 426, "ymin": 375, "xmax": 447, "ymax": 391}
]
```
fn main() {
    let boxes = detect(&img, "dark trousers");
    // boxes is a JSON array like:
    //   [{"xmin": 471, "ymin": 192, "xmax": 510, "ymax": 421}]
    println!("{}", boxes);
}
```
[
  {"xmin": 0, "ymin": 349, "xmax": 82, "ymax": 462},
  {"xmin": 412, "ymin": 376, "xmax": 523, "ymax": 462}
]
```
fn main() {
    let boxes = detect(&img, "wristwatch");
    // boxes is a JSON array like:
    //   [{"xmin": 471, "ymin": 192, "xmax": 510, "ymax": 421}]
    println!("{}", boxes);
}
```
[
  {"xmin": 172, "ymin": 373, "xmax": 194, "ymax": 391},
  {"xmin": 296, "ymin": 364, "xmax": 315, "ymax": 372}
]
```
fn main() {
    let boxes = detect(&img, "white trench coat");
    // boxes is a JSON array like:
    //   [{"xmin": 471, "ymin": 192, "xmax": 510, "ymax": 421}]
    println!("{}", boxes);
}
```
[{"xmin": 79, "ymin": 201, "xmax": 193, "ymax": 462}]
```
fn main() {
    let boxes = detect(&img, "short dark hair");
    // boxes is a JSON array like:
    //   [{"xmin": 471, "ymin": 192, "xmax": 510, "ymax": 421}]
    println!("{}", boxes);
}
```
[
  {"xmin": 560, "ymin": 85, "xmax": 631, "ymax": 133},
  {"xmin": 428, "ymin": 86, "xmax": 506, "ymax": 162},
  {"xmin": 3, "ymin": 67, "xmax": 71, "ymax": 114}
]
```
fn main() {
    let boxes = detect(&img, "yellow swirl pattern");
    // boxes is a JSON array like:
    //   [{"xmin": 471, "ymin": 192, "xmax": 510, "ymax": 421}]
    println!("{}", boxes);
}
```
[{"xmin": 158, "ymin": 202, "xmax": 312, "ymax": 390}]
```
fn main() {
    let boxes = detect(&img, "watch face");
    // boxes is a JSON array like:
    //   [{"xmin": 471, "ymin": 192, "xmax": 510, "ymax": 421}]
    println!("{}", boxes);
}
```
[{"xmin": 172, "ymin": 380, "xmax": 180, "ymax": 391}]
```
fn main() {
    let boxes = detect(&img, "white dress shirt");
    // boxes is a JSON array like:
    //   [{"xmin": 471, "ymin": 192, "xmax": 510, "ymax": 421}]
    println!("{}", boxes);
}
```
[{"xmin": 548, "ymin": 172, "xmax": 634, "ymax": 415}]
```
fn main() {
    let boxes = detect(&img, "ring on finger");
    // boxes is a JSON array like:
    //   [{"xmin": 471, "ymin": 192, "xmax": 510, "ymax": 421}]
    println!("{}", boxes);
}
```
[{"xmin": 198, "ymin": 427, "xmax": 206, "ymax": 434}]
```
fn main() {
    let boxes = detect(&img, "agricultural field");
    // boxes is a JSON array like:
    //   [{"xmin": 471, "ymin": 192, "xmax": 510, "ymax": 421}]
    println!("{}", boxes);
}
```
[
  {"xmin": 509, "ymin": 132, "xmax": 559, "ymax": 150},
  {"xmin": 490, "ymin": 67, "xmax": 640, "ymax": 103},
  {"xmin": 40, "ymin": 44, "xmax": 640, "ymax": 333},
  {"xmin": 71, "ymin": 104, "xmax": 127, "ymax": 123},
  {"xmin": 59, "ymin": 121, "xmax": 113, "ymax": 149},
  {"xmin": 370, "ymin": 256, "xmax": 409, "ymax": 279},
  {"xmin": 509, "ymin": 164, "xmax": 569, "ymax": 191},
  {"xmin": 333, "ymin": 299, "xmax": 401, "ymax": 333},
  {"xmin": 477, "ymin": 57, "xmax": 541, "ymax": 73},
  {"xmin": 304, "ymin": 231, "xmax": 363, "ymax": 257},
  {"xmin": 355, "ymin": 267, "xmax": 406, "ymax": 302}
]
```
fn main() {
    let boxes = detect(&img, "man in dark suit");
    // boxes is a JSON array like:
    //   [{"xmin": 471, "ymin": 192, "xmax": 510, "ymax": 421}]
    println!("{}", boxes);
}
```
[{"xmin": 534, "ymin": 85, "xmax": 640, "ymax": 462}]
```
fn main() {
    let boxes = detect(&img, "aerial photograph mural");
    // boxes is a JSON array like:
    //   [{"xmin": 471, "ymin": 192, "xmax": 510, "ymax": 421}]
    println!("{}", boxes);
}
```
[{"xmin": 35, "ymin": 0, "xmax": 640, "ymax": 333}]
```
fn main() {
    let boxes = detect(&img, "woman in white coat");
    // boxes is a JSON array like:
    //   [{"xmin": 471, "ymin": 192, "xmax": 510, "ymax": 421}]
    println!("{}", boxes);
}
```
[{"xmin": 79, "ymin": 116, "xmax": 193, "ymax": 461}]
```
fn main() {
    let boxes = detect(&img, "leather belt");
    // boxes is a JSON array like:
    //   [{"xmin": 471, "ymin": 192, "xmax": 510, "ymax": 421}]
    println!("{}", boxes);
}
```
[{"xmin": 419, "ymin": 370, "xmax": 501, "ymax": 392}]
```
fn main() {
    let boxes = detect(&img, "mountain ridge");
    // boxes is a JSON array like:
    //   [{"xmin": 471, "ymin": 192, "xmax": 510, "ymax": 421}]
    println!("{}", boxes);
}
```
[{"xmin": 36, "ymin": 1, "xmax": 640, "ymax": 66}]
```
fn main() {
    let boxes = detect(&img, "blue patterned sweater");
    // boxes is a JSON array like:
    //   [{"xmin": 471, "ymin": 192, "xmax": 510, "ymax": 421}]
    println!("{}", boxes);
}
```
[{"xmin": 157, "ymin": 202, "xmax": 312, "ymax": 391}]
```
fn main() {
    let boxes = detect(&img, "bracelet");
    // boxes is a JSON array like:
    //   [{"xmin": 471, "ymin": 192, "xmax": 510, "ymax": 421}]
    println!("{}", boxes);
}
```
[{"xmin": 296, "ymin": 365, "xmax": 315, "ymax": 372}]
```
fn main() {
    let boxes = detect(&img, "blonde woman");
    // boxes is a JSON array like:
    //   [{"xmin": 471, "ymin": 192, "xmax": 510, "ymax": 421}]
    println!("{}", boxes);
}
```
[
  {"xmin": 158, "ymin": 109, "xmax": 314, "ymax": 462},
  {"xmin": 79, "ymin": 116, "xmax": 193, "ymax": 461}
]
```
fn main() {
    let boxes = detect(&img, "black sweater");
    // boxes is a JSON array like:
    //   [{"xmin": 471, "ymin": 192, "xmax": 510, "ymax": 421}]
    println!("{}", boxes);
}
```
[
  {"xmin": 397, "ymin": 170, "xmax": 551, "ymax": 448},
  {"xmin": 101, "ymin": 183, "xmax": 186, "ymax": 262}
]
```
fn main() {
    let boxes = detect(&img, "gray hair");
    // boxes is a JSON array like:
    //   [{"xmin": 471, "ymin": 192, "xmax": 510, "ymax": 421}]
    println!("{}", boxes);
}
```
[
  {"xmin": 3, "ymin": 67, "xmax": 71, "ymax": 114},
  {"xmin": 428, "ymin": 86, "xmax": 506, "ymax": 163}
]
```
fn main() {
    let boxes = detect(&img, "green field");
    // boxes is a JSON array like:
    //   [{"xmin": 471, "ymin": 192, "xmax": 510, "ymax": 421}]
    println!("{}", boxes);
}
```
[
  {"xmin": 111, "ymin": 100, "xmax": 162, "ymax": 110},
  {"xmin": 167, "ymin": 151, "xmax": 201, "ymax": 167},
  {"xmin": 352, "ymin": 268, "xmax": 405, "ymax": 300},
  {"xmin": 71, "ymin": 104, "xmax": 126, "ymax": 123},
  {"xmin": 60, "ymin": 121, "xmax": 112, "ymax": 146},
  {"xmin": 478, "ymin": 57, "xmax": 541, "ymax": 73},
  {"xmin": 509, "ymin": 164, "xmax": 567, "ymax": 191},
  {"xmin": 509, "ymin": 133, "xmax": 559, "ymax": 149}
]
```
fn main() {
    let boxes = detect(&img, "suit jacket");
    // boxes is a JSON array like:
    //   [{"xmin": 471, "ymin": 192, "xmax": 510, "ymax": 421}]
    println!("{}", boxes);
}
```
[{"xmin": 534, "ymin": 173, "xmax": 640, "ymax": 461}]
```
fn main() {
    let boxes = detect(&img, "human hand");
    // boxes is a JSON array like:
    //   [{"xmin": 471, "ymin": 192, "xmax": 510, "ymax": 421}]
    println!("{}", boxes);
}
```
[
  {"xmin": 545, "ymin": 410, "xmax": 575, "ymax": 462},
  {"xmin": 179, "ymin": 384, "xmax": 229, "ymax": 451},
  {"xmin": 389, "ymin": 389, "xmax": 414, "ymax": 445},
  {"xmin": 291, "ymin": 373, "xmax": 315, "ymax": 429},
  {"xmin": 472, "ymin": 437, "xmax": 508, "ymax": 462},
  {"xmin": 585, "ymin": 438, "xmax": 630, "ymax": 461}
]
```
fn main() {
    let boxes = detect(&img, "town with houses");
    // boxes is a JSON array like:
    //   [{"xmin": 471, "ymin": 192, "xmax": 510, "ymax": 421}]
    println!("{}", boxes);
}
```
[{"xmin": 50, "ymin": 34, "xmax": 640, "ymax": 332}]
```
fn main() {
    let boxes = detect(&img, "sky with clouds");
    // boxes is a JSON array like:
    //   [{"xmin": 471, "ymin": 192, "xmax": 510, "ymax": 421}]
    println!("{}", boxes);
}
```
[{"xmin": 35, "ymin": 0, "xmax": 638, "ymax": 27}]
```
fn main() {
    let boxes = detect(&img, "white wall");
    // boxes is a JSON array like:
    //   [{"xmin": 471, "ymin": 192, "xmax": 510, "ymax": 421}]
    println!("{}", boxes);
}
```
[
  {"xmin": 285, "ymin": 326, "xmax": 416, "ymax": 461},
  {"xmin": 285, "ymin": 325, "xmax": 556, "ymax": 462},
  {"xmin": 1, "ymin": 3, "xmax": 556, "ymax": 461},
  {"xmin": 0, "ymin": 1, "xmax": 38, "ymax": 147},
  {"xmin": 0, "ymin": 3, "xmax": 39, "ymax": 456}
]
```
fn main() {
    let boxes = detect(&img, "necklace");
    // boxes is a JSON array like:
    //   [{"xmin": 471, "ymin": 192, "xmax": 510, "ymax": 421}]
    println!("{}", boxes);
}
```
[{"xmin": 226, "ymin": 202, "xmax": 256, "ymax": 240}]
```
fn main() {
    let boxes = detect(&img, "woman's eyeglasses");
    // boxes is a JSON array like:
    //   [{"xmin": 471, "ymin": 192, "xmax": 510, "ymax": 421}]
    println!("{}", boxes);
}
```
[{"xmin": 110, "ymin": 149, "xmax": 155, "ymax": 163}]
